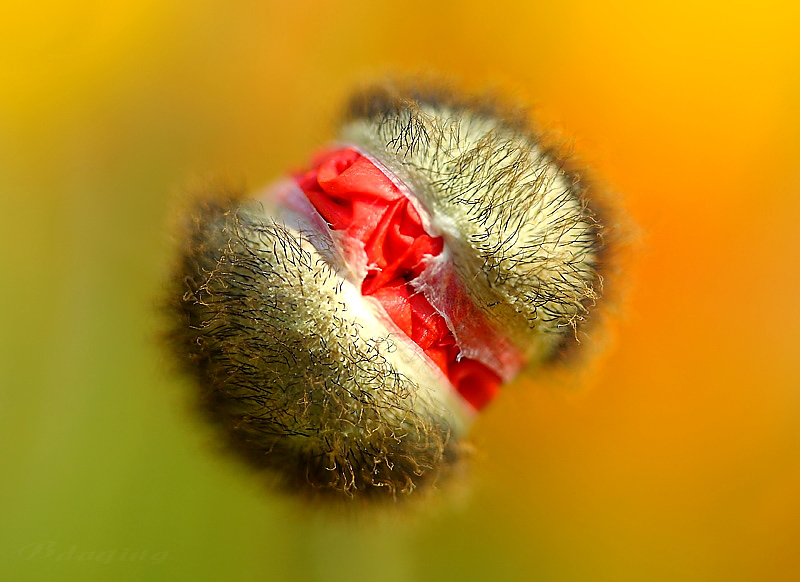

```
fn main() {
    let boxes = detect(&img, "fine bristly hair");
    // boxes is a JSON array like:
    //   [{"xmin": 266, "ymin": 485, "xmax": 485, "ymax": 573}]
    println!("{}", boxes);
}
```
[
  {"xmin": 168, "ymin": 194, "xmax": 461, "ymax": 499},
  {"xmin": 343, "ymin": 80, "xmax": 604, "ymax": 362}
]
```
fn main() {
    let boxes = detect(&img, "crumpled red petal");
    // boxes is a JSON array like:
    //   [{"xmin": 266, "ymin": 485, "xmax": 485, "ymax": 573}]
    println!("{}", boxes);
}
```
[{"xmin": 295, "ymin": 148, "xmax": 500, "ymax": 410}]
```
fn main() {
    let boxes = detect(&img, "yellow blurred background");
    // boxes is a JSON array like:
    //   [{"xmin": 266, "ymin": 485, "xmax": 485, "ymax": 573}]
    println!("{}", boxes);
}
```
[{"xmin": 2, "ymin": 1, "xmax": 799, "ymax": 580}]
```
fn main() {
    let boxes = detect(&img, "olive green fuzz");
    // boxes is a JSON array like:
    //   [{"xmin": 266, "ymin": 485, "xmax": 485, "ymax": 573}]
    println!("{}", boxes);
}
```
[
  {"xmin": 170, "ymin": 195, "xmax": 466, "ymax": 500},
  {"xmin": 343, "ymin": 87, "xmax": 603, "ymax": 365}
]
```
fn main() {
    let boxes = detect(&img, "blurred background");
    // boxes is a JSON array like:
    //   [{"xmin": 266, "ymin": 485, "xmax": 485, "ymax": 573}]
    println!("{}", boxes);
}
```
[{"xmin": 2, "ymin": 1, "xmax": 799, "ymax": 580}]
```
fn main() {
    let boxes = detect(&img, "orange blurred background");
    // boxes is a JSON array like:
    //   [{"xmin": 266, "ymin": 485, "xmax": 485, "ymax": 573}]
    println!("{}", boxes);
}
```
[{"xmin": 2, "ymin": 1, "xmax": 799, "ymax": 581}]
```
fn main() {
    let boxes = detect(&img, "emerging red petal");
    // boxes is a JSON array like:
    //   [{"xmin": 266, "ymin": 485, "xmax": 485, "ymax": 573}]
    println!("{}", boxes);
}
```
[{"xmin": 294, "ymin": 148, "xmax": 501, "ymax": 410}]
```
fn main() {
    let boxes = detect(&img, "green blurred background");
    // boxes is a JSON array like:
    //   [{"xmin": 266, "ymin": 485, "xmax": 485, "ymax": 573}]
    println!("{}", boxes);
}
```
[{"xmin": 3, "ymin": 1, "xmax": 800, "ymax": 580}]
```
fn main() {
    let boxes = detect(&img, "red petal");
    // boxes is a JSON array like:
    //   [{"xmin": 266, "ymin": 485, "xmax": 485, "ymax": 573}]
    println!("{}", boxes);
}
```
[{"xmin": 295, "ymin": 148, "xmax": 501, "ymax": 410}]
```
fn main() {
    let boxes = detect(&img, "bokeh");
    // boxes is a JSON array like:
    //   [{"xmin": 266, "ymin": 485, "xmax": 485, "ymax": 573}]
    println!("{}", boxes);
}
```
[{"xmin": 2, "ymin": 1, "xmax": 799, "ymax": 580}]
